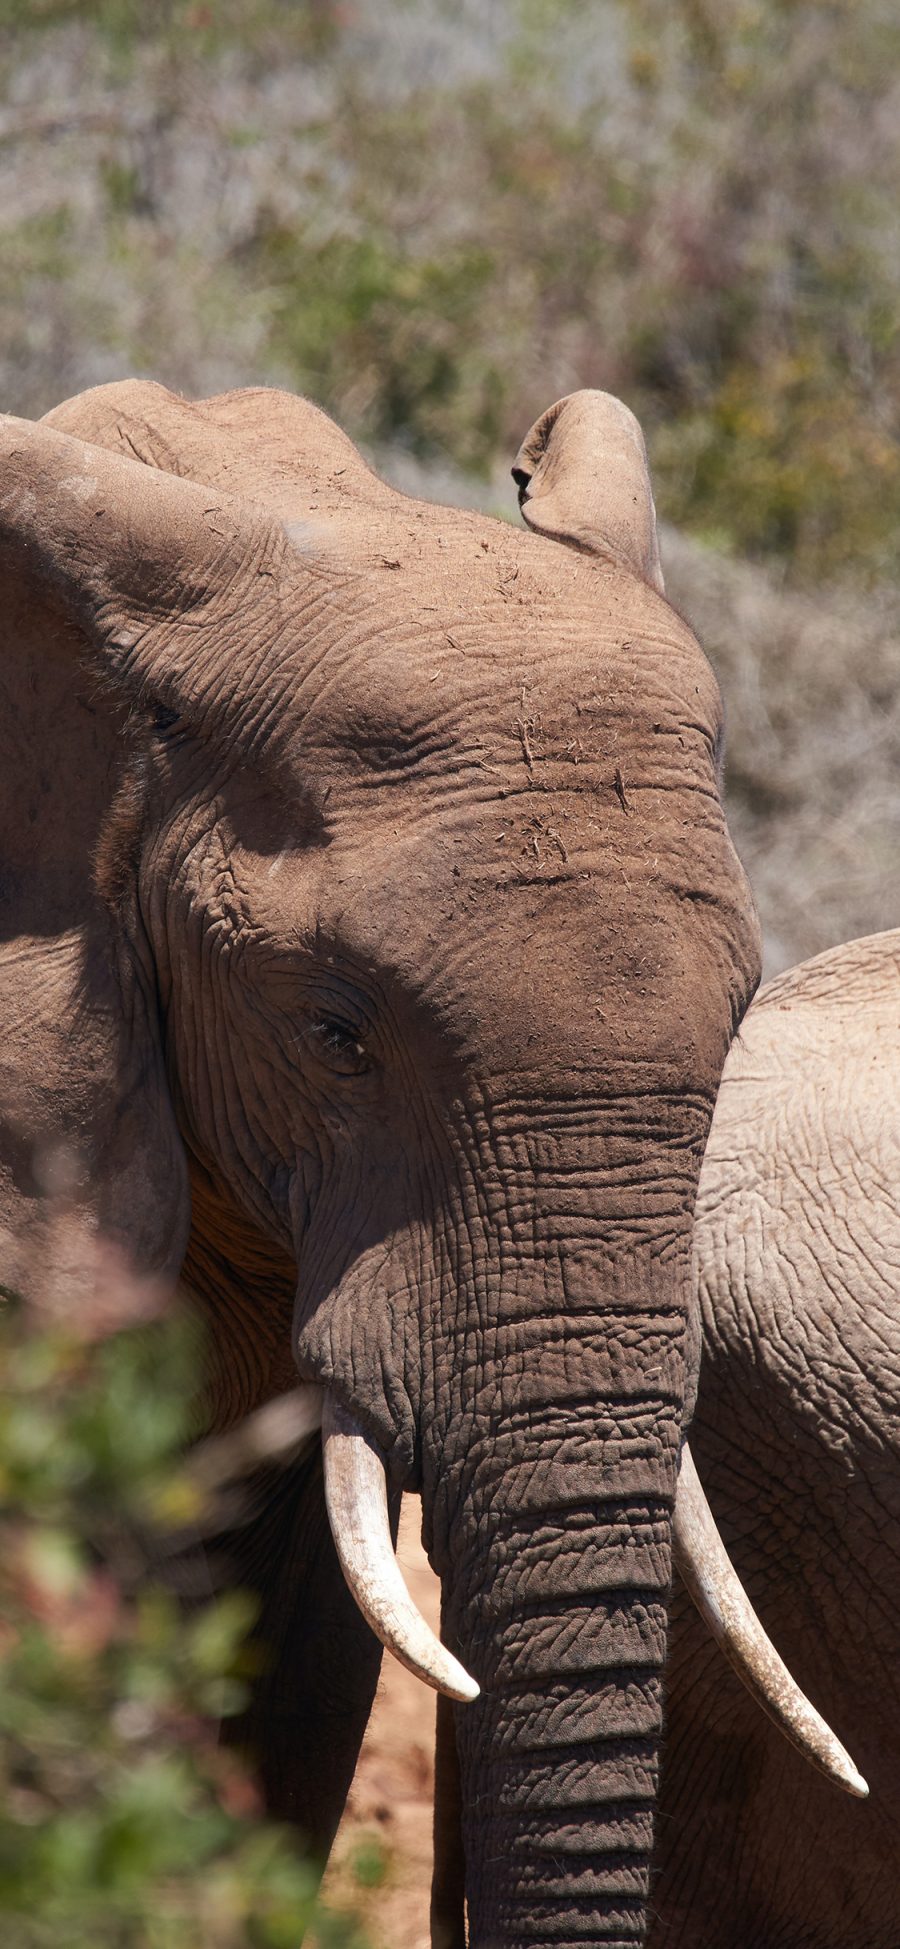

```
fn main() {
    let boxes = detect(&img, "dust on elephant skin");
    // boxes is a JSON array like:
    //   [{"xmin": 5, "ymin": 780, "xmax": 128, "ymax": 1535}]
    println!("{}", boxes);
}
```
[{"xmin": 0, "ymin": 380, "xmax": 760, "ymax": 1948}]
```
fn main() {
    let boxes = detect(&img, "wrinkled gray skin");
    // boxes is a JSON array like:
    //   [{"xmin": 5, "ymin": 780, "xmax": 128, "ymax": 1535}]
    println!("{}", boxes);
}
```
[
  {"xmin": 651, "ymin": 929, "xmax": 900, "ymax": 1949},
  {"xmin": 0, "ymin": 380, "xmax": 759, "ymax": 1949}
]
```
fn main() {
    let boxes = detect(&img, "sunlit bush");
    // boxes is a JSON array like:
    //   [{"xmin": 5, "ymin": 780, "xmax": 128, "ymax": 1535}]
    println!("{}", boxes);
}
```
[{"xmin": 0, "ymin": 1292, "xmax": 374, "ymax": 1948}]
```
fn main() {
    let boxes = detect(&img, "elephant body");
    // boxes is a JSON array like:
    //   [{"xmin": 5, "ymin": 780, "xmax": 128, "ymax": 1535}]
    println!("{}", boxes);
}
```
[
  {"xmin": 651, "ymin": 929, "xmax": 900, "ymax": 1947},
  {"xmin": 0, "ymin": 379, "xmax": 760, "ymax": 1947}
]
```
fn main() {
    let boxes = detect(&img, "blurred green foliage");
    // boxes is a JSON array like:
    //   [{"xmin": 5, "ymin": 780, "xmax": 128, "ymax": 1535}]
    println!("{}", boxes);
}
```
[
  {"xmin": 0, "ymin": 0, "xmax": 334, "ymax": 57},
  {"xmin": 0, "ymin": 1297, "xmax": 375, "ymax": 1947},
  {"xmin": 1, "ymin": 0, "xmax": 898, "ymax": 580},
  {"xmin": 252, "ymin": 228, "xmax": 505, "ymax": 472}
]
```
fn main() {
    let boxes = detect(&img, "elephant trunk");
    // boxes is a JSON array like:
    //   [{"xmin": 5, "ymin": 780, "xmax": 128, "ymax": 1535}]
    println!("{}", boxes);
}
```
[
  {"xmin": 300, "ymin": 1099, "xmax": 704, "ymax": 1945},
  {"xmin": 437, "ymin": 1394, "xmax": 675, "ymax": 1948},
  {"xmin": 414, "ymin": 1101, "xmax": 695, "ymax": 1945}
]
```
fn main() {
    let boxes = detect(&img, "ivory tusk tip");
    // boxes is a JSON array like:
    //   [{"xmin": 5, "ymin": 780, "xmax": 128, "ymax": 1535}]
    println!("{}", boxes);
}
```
[
  {"xmin": 445, "ymin": 1666, "xmax": 480, "ymax": 1704},
  {"xmin": 838, "ymin": 1758, "xmax": 869, "ymax": 1800},
  {"xmin": 675, "ymin": 1444, "xmax": 870, "ymax": 1802}
]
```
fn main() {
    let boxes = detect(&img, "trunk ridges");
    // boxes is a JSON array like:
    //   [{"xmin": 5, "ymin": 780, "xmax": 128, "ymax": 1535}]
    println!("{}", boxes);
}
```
[
  {"xmin": 418, "ymin": 1307, "xmax": 681, "ymax": 1948},
  {"xmin": 473, "ymin": 1595, "xmax": 669, "ymax": 1690},
  {"xmin": 445, "ymin": 1458, "xmax": 673, "ymax": 1948}
]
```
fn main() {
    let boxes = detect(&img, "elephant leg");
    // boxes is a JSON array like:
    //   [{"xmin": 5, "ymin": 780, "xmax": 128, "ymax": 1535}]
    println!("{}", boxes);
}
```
[
  {"xmin": 213, "ymin": 1442, "xmax": 387, "ymax": 1859},
  {"xmin": 431, "ymin": 1693, "xmax": 467, "ymax": 1949}
]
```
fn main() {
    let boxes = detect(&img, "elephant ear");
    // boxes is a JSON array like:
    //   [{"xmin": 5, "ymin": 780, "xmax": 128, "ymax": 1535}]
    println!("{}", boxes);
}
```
[
  {"xmin": 512, "ymin": 388, "xmax": 665, "ymax": 592},
  {"xmin": 43, "ymin": 377, "xmax": 389, "ymax": 528},
  {"xmin": 0, "ymin": 414, "xmax": 283, "ymax": 1313}
]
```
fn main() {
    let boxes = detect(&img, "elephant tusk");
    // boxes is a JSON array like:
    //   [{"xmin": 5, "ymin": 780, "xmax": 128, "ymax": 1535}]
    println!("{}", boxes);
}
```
[
  {"xmin": 674, "ymin": 1442, "xmax": 868, "ymax": 1798},
  {"xmin": 321, "ymin": 1393, "xmax": 480, "ymax": 1704}
]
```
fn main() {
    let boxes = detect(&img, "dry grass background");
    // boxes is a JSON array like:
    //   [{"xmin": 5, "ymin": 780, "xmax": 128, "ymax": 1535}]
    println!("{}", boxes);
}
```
[{"xmin": 662, "ymin": 531, "xmax": 899, "ymax": 974}]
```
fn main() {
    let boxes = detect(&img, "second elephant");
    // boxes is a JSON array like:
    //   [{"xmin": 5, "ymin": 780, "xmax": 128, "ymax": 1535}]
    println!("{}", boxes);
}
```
[{"xmin": 651, "ymin": 928, "xmax": 900, "ymax": 1948}]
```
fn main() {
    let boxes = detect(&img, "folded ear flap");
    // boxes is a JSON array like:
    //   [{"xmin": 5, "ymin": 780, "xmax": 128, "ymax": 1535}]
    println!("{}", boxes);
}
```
[
  {"xmin": 512, "ymin": 389, "xmax": 665, "ymax": 593},
  {"xmin": 44, "ymin": 377, "xmax": 386, "ymax": 520},
  {"xmin": 1, "ymin": 413, "xmax": 288, "ymax": 735},
  {"xmin": 0, "ymin": 414, "xmax": 283, "ymax": 1311}
]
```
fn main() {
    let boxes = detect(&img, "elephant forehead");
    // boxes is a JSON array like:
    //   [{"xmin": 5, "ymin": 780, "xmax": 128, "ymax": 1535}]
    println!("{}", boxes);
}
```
[
  {"xmin": 291, "ymin": 807, "xmax": 751, "ymax": 1083},
  {"xmin": 284, "ymin": 605, "xmax": 722, "ymax": 793},
  {"xmin": 317, "ymin": 765, "xmax": 728, "ymax": 904}
]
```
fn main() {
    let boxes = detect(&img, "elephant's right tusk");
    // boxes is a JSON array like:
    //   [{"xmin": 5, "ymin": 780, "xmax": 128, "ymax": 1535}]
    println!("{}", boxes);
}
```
[
  {"xmin": 674, "ymin": 1442, "xmax": 868, "ymax": 1798},
  {"xmin": 321, "ymin": 1394, "xmax": 480, "ymax": 1704}
]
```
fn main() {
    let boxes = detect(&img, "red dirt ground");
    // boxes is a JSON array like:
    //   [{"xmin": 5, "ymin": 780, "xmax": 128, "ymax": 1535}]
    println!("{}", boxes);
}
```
[{"xmin": 315, "ymin": 1497, "xmax": 441, "ymax": 1948}]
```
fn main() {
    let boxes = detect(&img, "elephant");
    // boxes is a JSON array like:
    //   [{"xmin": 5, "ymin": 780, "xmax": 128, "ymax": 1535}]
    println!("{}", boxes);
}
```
[
  {"xmin": 1, "ymin": 374, "xmax": 846, "ymax": 1948},
  {"xmin": 650, "ymin": 928, "xmax": 899, "ymax": 1948}
]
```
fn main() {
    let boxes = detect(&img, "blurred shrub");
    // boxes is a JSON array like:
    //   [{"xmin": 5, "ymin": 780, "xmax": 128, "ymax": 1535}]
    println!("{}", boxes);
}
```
[
  {"xmin": 247, "ymin": 227, "xmax": 505, "ymax": 471},
  {"xmin": 2, "ymin": 0, "xmax": 899, "ymax": 580},
  {"xmin": 0, "ymin": 1292, "xmax": 373, "ymax": 1948}
]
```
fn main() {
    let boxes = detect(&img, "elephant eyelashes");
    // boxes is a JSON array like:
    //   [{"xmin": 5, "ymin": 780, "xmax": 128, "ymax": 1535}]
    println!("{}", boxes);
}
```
[
  {"xmin": 151, "ymin": 703, "xmax": 180, "ymax": 734},
  {"xmin": 306, "ymin": 1014, "xmax": 372, "ymax": 1076}
]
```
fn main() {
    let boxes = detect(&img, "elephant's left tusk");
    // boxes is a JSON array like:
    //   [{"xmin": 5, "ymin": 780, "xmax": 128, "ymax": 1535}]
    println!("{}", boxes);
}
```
[
  {"xmin": 322, "ymin": 1393, "xmax": 479, "ymax": 1704},
  {"xmin": 674, "ymin": 1442, "xmax": 868, "ymax": 1798}
]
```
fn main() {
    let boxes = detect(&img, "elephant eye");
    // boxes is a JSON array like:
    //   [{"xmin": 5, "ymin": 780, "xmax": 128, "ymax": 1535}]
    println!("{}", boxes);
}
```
[{"xmin": 307, "ymin": 1013, "xmax": 372, "ymax": 1076}]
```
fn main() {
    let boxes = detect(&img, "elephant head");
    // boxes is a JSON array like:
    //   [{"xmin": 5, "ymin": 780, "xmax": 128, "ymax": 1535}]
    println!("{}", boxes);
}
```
[{"xmin": 0, "ymin": 381, "xmax": 838, "ymax": 1944}]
